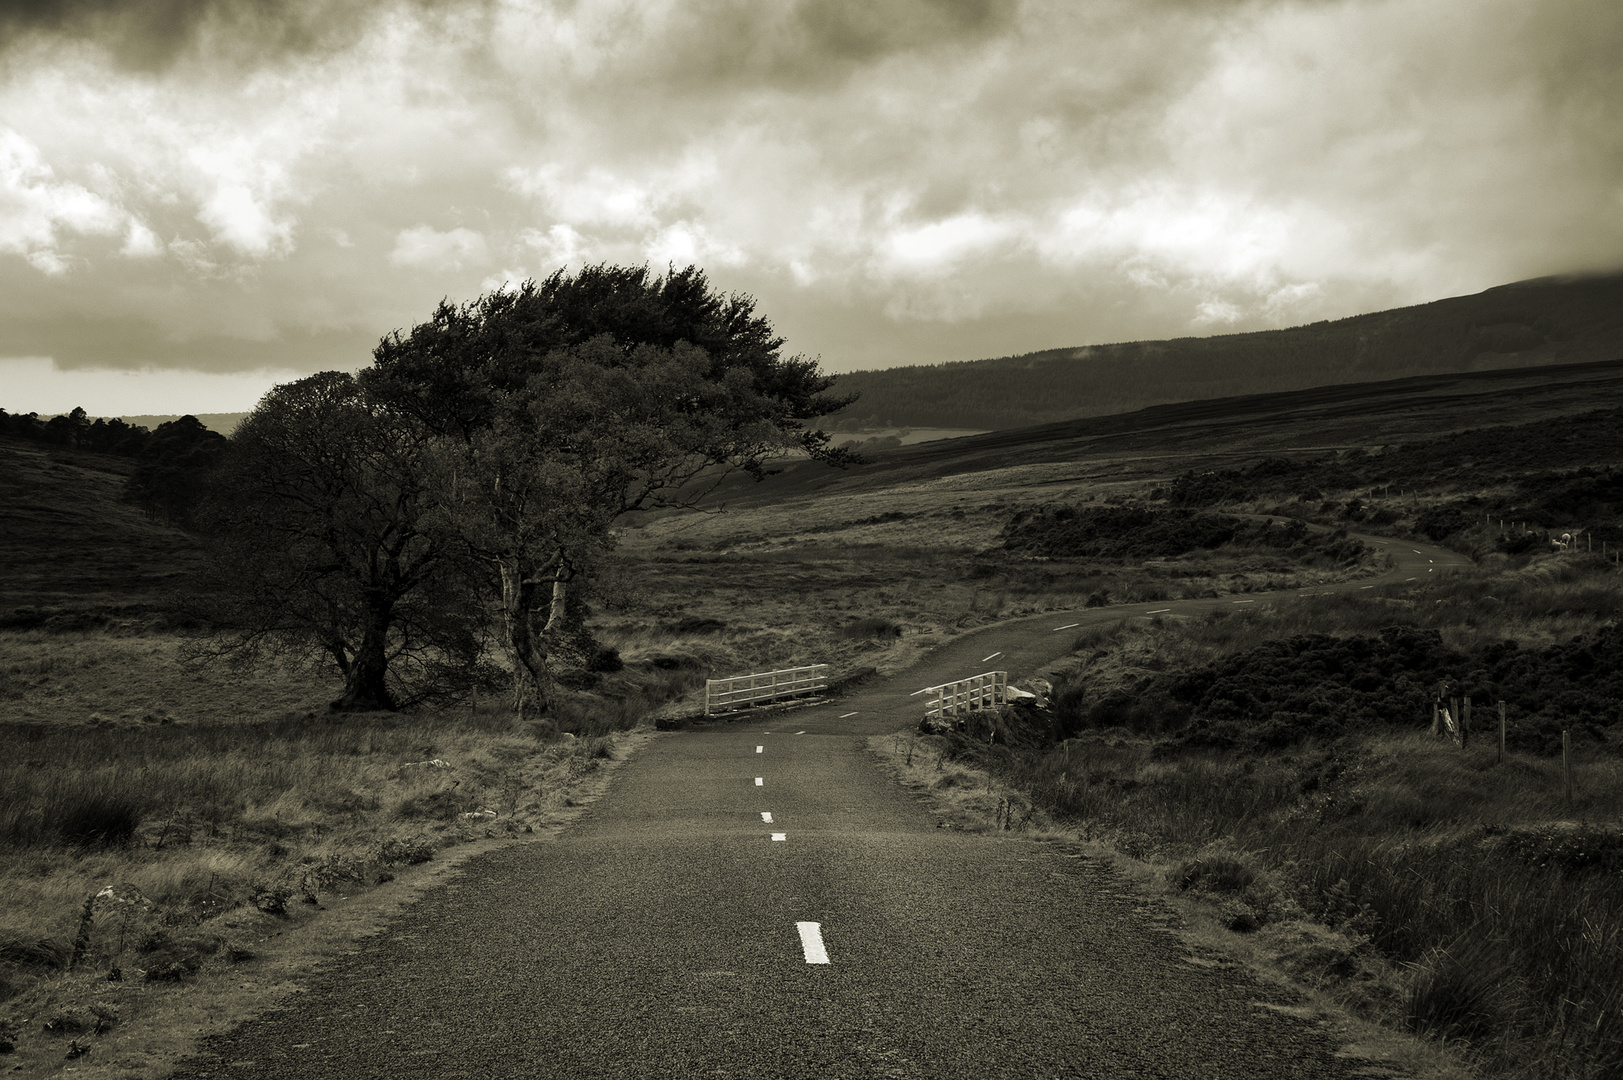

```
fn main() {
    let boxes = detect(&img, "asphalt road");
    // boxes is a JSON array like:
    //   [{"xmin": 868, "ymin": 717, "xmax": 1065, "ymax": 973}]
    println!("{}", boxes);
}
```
[{"xmin": 168, "ymin": 535, "xmax": 1466, "ymax": 1079}]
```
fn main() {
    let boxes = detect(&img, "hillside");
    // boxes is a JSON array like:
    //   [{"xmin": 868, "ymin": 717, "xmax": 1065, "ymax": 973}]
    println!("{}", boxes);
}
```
[
  {"xmin": 827, "ymin": 270, "xmax": 1623, "ymax": 430},
  {"xmin": 0, "ymin": 438, "xmax": 205, "ymax": 626},
  {"xmin": 703, "ymin": 355, "xmax": 1623, "ymax": 511}
]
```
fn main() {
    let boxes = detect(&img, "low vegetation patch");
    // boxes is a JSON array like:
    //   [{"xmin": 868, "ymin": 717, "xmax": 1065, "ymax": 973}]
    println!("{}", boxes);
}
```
[
  {"xmin": 909, "ymin": 546, "xmax": 1623, "ymax": 1080},
  {"xmin": 1000, "ymin": 504, "xmax": 1367, "ymax": 567}
]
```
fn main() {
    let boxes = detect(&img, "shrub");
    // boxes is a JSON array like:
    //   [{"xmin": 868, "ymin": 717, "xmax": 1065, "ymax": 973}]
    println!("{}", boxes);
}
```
[
  {"xmin": 376, "ymin": 836, "xmax": 435, "ymax": 866},
  {"xmin": 1174, "ymin": 854, "xmax": 1258, "ymax": 894},
  {"xmin": 1404, "ymin": 934, "xmax": 1525, "ymax": 1043},
  {"xmin": 55, "ymin": 791, "xmax": 144, "ymax": 847},
  {"xmin": 839, "ymin": 617, "xmax": 902, "ymax": 640}
]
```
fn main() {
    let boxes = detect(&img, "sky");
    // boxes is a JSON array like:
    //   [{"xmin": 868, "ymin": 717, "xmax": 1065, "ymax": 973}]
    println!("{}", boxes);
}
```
[{"xmin": 2, "ymin": 0, "xmax": 1622, "ymax": 417}]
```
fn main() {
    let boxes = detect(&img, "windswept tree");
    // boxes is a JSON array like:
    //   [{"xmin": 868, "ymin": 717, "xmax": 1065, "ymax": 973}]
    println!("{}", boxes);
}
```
[
  {"xmin": 367, "ymin": 264, "xmax": 852, "ymax": 715},
  {"xmin": 196, "ymin": 372, "xmax": 488, "ymax": 711}
]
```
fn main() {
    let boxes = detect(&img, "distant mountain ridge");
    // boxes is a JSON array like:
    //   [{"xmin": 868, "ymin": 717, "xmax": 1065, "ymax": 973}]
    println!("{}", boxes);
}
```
[{"xmin": 827, "ymin": 271, "xmax": 1623, "ymax": 430}]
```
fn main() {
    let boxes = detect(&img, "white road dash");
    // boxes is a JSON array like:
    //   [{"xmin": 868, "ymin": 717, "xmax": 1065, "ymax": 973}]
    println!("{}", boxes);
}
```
[
  {"xmin": 794, "ymin": 731, "xmax": 806, "ymax": 735},
  {"xmin": 838, "ymin": 711, "xmax": 857, "ymax": 719},
  {"xmin": 1146, "ymin": 608, "xmax": 1171, "ymax": 614},
  {"xmin": 1406, "ymin": 577, "xmax": 1416, "ymax": 582},
  {"xmin": 755, "ymin": 777, "xmax": 763, "ymax": 786},
  {"xmin": 1413, "ymin": 549, "xmax": 1424, "ymax": 554},
  {"xmin": 1053, "ymin": 622, "xmax": 1080, "ymax": 631},
  {"xmin": 1360, "ymin": 585, "xmax": 1375, "ymax": 589},
  {"xmin": 981, "ymin": 651, "xmax": 1002, "ymax": 662},
  {"xmin": 771, "ymin": 832, "xmax": 787, "ymax": 842},
  {"xmin": 796, "ymin": 921, "xmax": 830, "ymax": 964},
  {"xmin": 756, "ymin": 746, "xmax": 764, "ymax": 753},
  {"xmin": 762, "ymin": 812, "xmax": 773, "ymax": 823},
  {"xmin": 1232, "ymin": 599, "xmax": 1255, "ymax": 604}
]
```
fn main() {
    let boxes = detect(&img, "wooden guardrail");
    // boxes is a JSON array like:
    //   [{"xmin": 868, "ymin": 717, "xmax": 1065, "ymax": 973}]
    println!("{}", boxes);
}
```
[
  {"xmin": 925, "ymin": 670, "xmax": 1008, "ymax": 718},
  {"xmin": 705, "ymin": 664, "xmax": 829, "ymax": 715}
]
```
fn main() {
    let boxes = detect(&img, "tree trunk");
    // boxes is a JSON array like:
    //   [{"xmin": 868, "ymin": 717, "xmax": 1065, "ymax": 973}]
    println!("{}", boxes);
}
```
[
  {"xmin": 500, "ymin": 560, "xmax": 550, "ymax": 718},
  {"xmin": 330, "ymin": 596, "xmax": 397, "ymax": 711}
]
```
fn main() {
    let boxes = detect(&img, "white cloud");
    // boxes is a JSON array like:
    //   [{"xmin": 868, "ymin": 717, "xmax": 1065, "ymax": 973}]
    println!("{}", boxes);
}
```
[
  {"xmin": 187, "ymin": 145, "xmax": 297, "ymax": 258},
  {"xmin": 507, "ymin": 164, "xmax": 662, "ymax": 230},
  {"xmin": 0, "ymin": 127, "xmax": 132, "ymax": 273},
  {"xmin": 121, "ymin": 220, "xmax": 163, "ymax": 258},
  {"xmin": 390, "ymin": 226, "xmax": 491, "ymax": 271},
  {"xmin": 645, "ymin": 220, "xmax": 746, "ymax": 269},
  {"xmin": 875, "ymin": 212, "xmax": 1021, "ymax": 278},
  {"xmin": 520, "ymin": 223, "xmax": 588, "ymax": 269},
  {"xmin": 479, "ymin": 268, "xmax": 529, "ymax": 293},
  {"xmin": 1192, "ymin": 298, "xmax": 1243, "ymax": 327}
]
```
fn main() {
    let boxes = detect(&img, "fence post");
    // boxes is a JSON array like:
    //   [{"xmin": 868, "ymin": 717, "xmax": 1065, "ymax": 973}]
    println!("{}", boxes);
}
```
[{"xmin": 1461, "ymin": 697, "xmax": 1471, "ymax": 750}]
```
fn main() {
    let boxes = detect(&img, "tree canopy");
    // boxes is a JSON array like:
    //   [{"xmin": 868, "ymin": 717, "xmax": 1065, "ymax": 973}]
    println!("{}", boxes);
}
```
[{"xmin": 200, "ymin": 263, "xmax": 850, "ymax": 714}]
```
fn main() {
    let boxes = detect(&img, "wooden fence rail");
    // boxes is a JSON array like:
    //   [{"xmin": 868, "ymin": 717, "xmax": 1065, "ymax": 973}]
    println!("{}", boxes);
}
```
[
  {"xmin": 705, "ymin": 664, "xmax": 829, "ymax": 715},
  {"xmin": 925, "ymin": 671, "xmax": 1008, "ymax": 718}
]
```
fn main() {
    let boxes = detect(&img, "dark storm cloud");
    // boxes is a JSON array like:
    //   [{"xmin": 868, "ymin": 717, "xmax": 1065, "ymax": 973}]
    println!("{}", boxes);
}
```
[{"xmin": 0, "ymin": 0, "xmax": 405, "ymax": 69}]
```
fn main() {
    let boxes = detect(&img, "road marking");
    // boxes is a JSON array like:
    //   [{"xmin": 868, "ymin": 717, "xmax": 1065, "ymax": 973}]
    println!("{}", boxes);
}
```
[
  {"xmin": 1372, "ymin": 540, "xmax": 1389, "ymax": 544},
  {"xmin": 1146, "ymin": 608, "xmax": 1171, "ymax": 614},
  {"xmin": 795, "ymin": 731, "xmax": 806, "ymax": 735},
  {"xmin": 797, "ymin": 922, "xmax": 830, "ymax": 964},
  {"xmin": 838, "ymin": 712, "xmax": 857, "ymax": 718},
  {"xmin": 755, "ymin": 778, "xmax": 763, "ymax": 786},
  {"xmin": 756, "ymin": 746, "xmax": 764, "ymax": 753},
  {"xmin": 762, "ymin": 812, "xmax": 773, "ymax": 823},
  {"xmin": 771, "ymin": 833, "xmax": 787, "ymax": 842},
  {"xmin": 982, "ymin": 651, "xmax": 1002, "ymax": 662},
  {"xmin": 1407, "ymin": 577, "xmax": 1416, "ymax": 581},
  {"xmin": 1413, "ymin": 549, "xmax": 1423, "ymax": 554},
  {"xmin": 1232, "ymin": 599, "xmax": 1254, "ymax": 604},
  {"xmin": 1360, "ymin": 585, "xmax": 1374, "ymax": 589},
  {"xmin": 1053, "ymin": 622, "xmax": 1080, "ymax": 631}
]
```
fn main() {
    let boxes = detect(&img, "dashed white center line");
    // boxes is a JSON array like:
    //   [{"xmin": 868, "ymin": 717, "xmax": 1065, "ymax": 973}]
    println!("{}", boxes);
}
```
[
  {"xmin": 771, "ymin": 832, "xmax": 787, "ymax": 842},
  {"xmin": 1052, "ymin": 622, "xmax": 1080, "ymax": 631},
  {"xmin": 761, "ymin": 812, "xmax": 773, "ymax": 823},
  {"xmin": 1413, "ymin": 549, "xmax": 1424, "ymax": 554},
  {"xmin": 1406, "ymin": 577, "xmax": 1416, "ymax": 582},
  {"xmin": 981, "ymin": 651, "xmax": 1002, "ymax": 662},
  {"xmin": 1232, "ymin": 599, "xmax": 1254, "ymax": 604},
  {"xmin": 1360, "ymin": 585, "xmax": 1375, "ymax": 589},
  {"xmin": 838, "ymin": 712, "xmax": 857, "ymax": 719},
  {"xmin": 796, "ymin": 921, "xmax": 830, "ymax": 964},
  {"xmin": 754, "ymin": 777, "xmax": 763, "ymax": 786},
  {"xmin": 1146, "ymin": 608, "xmax": 1171, "ymax": 614}
]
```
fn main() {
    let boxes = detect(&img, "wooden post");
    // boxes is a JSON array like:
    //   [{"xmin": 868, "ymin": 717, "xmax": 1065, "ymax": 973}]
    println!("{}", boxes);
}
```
[
  {"xmin": 1431, "ymin": 701, "xmax": 1440, "ymax": 736},
  {"xmin": 1452, "ymin": 697, "xmax": 1462, "ymax": 747},
  {"xmin": 1498, "ymin": 701, "xmax": 1506, "ymax": 764},
  {"xmin": 1461, "ymin": 697, "xmax": 1471, "ymax": 750},
  {"xmin": 1563, "ymin": 730, "xmax": 1573, "ymax": 802}
]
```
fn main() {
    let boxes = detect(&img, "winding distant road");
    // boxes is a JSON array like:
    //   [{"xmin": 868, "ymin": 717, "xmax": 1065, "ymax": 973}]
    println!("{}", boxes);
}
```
[{"xmin": 169, "ymin": 535, "xmax": 1467, "ymax": 1079}]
